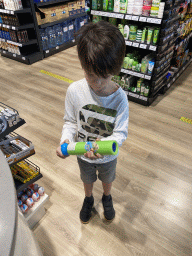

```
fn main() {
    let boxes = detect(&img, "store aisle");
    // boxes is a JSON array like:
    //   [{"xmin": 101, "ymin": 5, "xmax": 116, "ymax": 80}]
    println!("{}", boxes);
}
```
[{"xmin": 0, "ymin": 50, "xmax": 192, "ymax": 256}]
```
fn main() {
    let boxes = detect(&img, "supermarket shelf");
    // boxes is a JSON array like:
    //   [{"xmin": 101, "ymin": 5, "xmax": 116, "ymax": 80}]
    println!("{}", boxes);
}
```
[
  {"xmin": 90, "ymin": 10, "xmax": 162, "ymax": 24},
  {"xmin": 165, "ymin": 58, "xmax": 192, "ymax": 91},
  {"xmin": 0, "ymin": 22, "xmax": 34, "ymax": 30},
  {"xmin": 24, "ymin": 193, "xmax": 49, "ymax": 229},
  {"xmin": 39, "ymin": 12, "xmax": 87, "ymax": 29},
  {"xmin": 125, "ymin": 40, "xmax": 157, "ymax": 51},
  {"xmin": 0, "ymin": 8, "xmax": 31, "ymax": 14},
  {"xmin": 0, "ymin": 119, "xmax": 25, "ymax": 139},
  {"xmin": 15, "ymin": 172, "xmax": 43, "ymax": 193},
  {"xmin": 175, "ymin": 31, "xmax": 192, "ymax": 50},
  {"xmin": 121, "ymin": 68, "xmax": 152, "ymax": 80},
  {"xmin": 124, "ymin": 90, "xmax": 156, "ymax": 106},
  {"xmin": 36, "ymin": 0, "xmax": 69, "ymax": 7},
  {"xmin": 0, "ymin": 49, "xmax": 43, "ymax": 64},
  {"xmin": 0, "ymin": 38, "xmax": 38, "ymax": 47},
  {"xmin": 125, "ymin": 14, "xmax": 162, "ymax": 24},
  {"xmin": 91, "ymin": 10, "xmax": 124, "ymax": 19},
  {"xmin": 44, "ymin": 40, "xmax": 76, "ymax": 57}
]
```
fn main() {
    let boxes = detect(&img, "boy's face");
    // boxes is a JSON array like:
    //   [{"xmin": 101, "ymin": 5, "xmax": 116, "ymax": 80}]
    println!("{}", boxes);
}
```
[{"xmin": 84, "ymin": 71, "xmax": 112, "ymax": 94}]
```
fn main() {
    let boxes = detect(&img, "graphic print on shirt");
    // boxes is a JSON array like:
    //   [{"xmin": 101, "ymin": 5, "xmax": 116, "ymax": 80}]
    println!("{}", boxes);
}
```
[{"xmin": 78, "ymin": 104, "xmax": 117, "ymax": 141}]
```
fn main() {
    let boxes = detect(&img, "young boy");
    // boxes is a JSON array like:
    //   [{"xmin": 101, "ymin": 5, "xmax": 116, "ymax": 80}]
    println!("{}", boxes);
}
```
[{"xmin": 56, "ymin": 21, "xmax": 129, "ymax": 224}]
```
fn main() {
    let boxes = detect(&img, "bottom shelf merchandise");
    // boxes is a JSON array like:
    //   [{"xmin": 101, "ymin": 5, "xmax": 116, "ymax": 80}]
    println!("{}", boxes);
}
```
[
  {"xmin": 112, "ymin": 74, "xmax": 150, "ymax": 98},
  {"xmin": 17, "ymin": 183, "xmax": 45, "ymax": 214}
]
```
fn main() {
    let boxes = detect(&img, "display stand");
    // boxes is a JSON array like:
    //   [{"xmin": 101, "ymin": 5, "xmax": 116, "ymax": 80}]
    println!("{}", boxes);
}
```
[
  {"xmin": 0, "ymin": 102, "xmax": 47, "ymax": 228},
  {"xmin": 90, "ymin": 0, "xmax": 192, "ymax": 106},
  {"xmin": 24, "ymin": 193, "xmax": 49, "ymax": 229},
  {"xmin": 0, "ymin": 0, "xmax": 89, "ymax": 63},
  {"xmin": 0, "ymin": 0, "xmax": 44, "ymax": 64}
]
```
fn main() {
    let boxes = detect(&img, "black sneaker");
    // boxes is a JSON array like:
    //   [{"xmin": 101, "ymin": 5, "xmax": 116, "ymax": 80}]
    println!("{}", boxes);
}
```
[
  {"xmin": 102, "ymin": 194, "xmax": 115, "ymax": 221},
  {"xmin": 80, "ymin": 195, "xmax": 94, "ymax": 224}
]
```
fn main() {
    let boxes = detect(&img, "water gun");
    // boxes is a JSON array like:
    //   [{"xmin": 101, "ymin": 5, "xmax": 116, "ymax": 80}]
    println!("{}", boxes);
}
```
[{"xmin": 61, "ymin": 140, "xmax": 118, "ymax": 156}]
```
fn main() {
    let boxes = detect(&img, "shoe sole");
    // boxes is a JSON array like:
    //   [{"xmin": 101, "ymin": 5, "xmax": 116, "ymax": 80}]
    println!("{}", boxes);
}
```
[{"xmin": 104, "ymin": 213, "xmax": 115, "ymax": 222}]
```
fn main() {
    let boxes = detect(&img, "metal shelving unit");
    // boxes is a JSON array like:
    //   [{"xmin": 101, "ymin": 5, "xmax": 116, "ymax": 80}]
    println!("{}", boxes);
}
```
[{"xmin": 90, "ymin": 0, "xmax": 192, "ymax": 106}]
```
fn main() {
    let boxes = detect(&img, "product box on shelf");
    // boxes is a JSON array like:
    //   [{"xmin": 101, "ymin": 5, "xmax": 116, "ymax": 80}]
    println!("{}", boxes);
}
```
[
  {"xmin": 0, "ymin": 134, "xmax": 35, "ymax": 165},
  {"xmin": 36, "ymin": 4, "xmax": 70, "ymax": 25}
]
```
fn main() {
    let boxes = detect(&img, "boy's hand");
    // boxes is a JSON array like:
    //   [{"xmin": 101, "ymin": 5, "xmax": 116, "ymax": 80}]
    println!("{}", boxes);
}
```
[
  {"xmin": 56, "ymin": 139, "xmax": 70, "ymax": 159},
  {"xmin": 84, "ymin": 139, "xmax": 104, "ymax": 160}
]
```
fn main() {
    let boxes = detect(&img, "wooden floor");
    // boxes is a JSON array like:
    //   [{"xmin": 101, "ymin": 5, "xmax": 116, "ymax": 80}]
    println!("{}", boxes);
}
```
[{"xmin": 0, "ymin": 49, "xmax": 192, "ymax": 256}]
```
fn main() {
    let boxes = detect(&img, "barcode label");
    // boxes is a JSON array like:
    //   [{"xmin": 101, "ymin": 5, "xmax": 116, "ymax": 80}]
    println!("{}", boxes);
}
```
[
  {"xmin": 13, "ymin": 54, "xmax": 16, "ymax": 57},
  {"xmin": 22, "ymin": 57, "xmax": 26, "ymax": 60}
]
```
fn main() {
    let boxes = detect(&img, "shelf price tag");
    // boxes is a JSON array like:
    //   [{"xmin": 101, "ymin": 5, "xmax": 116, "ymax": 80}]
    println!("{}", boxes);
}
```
[
  {"xmin": 153, "ymin": 18, "xmax": 161, "ymax": 24},
  {"xmin": 132, "ymin": 15, "xmax": 139, "ymax": 21},
  {"xmin": 140, "ymin": 96, "xmax": 148, "ymax": 101},
  {"xmin": 56, "ymin": 46, "xmax": 59, "ymax": 50},
  {"xmin": 45, "ymin": 50, "xmax": 49, "ymax": 54},
  {"xmin": 167, "ymin": 83, "xmax": 170, "ymax": 88},
  {"xmin": 177, "ymin": 73, "xmax": 179, "ymax": 78},
  {"xmin": 145, "ymin": 75, "xmax": 151, "ymax": 80},
  {"xmin": 22, "ymin": 57, "xmax": 26, "ymax": 60},
  {"xmin": 173, "ymin": 77, "xmax": 175, "ymax": 82},
  {"xmin": 3, "ymin": 51, "xmax": 6, "ymax": 54},
  {"xmin": 125, "ymin": 15, "xmax": 132, "ymax": 20},
  {"xmin": 11, "ymin": 11, "xmax": 14, "ymax": 14},
  {"xmin": 12, "ymin": 26, "xmax": 16, "ymax": 30},
  {"xmin": 126, "ymin": 41, "xmax": 132, "ymax": 46},
  {"xmin": 13, "ymin": 54, "xmax": 16, "ymax": 57},
  {"xmin": 149, "ymin": 45, "xmax": 156, "ymax": 51},
  {"xmin": 125, "ymin": 91, "xmax": 128, "ymax": 95},
  {"xmin": 147, "ymin": 18, "xmax": 153, "ymax": 23},
  {"xmin": 139, "ymin": 16, "xmax": 147, "ymax": 22},
  {"xmin": 140, "ymin": 44, "xmax": 147, "ymax": 49},
  {"xmin": 133, "ymin": 42, "xmax": 139, "ymax": 47}
]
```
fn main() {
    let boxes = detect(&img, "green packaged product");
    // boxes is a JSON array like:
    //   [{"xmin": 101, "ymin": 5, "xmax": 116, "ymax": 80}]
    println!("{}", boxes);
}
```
[
  {"xmin": 147, "ymin": 27, "xmax": 154, "ymax": 44},
  {"xmin": 141, "ymin": 28, "xmax": 147, "ymax": 43},
  {"xmin": 92, "ymin": 0, "xmax": 98, "ymax": 10},
  {"xmin": 127, "ymin": 58, "xmax": 134, "ymax": 69},
  {"xmin": 144, "ymin": 85, "xmax": 150, "ymax": 97},
  {"xmin": 141, "ymin": 59, "xmax": 148, "ymax": 73},
  {"xmin": 152, "ymin": 28, "xmax": 160, "ymax": 45},
  {"xmin": 97, "ymin": 0, "xmax": 103, "ymax": 10},
  {"xmin": 132, "ymin": 58, "xmax": 139, "ymax": 71},
  {"xmin": 129, "ymin": 25, "xmax": 137, "ymax": 32},
  {"xmin": 118, "ymin": 24, "xmax": 124, "ymax": 35},
  {"xmin": 136, "ymin": 78, "xmax": 143, "ymax": 94},
  {"xmin": 129, "ymin": 32, "xmax": 137, "ymax": 41},
  {"xmin": 103, "ymin": 0, "xmax": 108, "ymax": 11},
  {"xmin": 135, "ymin": 63, "xmax": 141, "ymax": 72},
  {"xmin": 108, "ymin": 0, "xmax": 114, "ymax": 12},
  {"xmin": 140, "ymin": 83, "xmax": 145, "ymax": 95},
  {"xmin": 123, "ymin": 57, "xmax": 129, "ymax": 69},
  {"xmin": 119, "ymin": 0, "xmax": 128, "ymax": 13}
]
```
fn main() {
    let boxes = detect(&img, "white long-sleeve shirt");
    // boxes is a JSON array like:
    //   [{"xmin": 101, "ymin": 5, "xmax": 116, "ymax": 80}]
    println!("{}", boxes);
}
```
[{"xmin": 60, "ymin": 78, "xmax": 129, "ymax": 163}]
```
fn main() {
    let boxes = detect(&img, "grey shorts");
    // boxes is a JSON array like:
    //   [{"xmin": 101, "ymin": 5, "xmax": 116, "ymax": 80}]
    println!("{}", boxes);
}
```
[{"xmin": 77, "ymin": 157, "xmax": 117, "ymax": 184}]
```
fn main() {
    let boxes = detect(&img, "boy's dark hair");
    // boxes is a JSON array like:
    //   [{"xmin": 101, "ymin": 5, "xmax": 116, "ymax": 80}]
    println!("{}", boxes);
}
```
[{"xmin": 76, "ymin": 21, "xmax": 126, "ymax": 78}]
